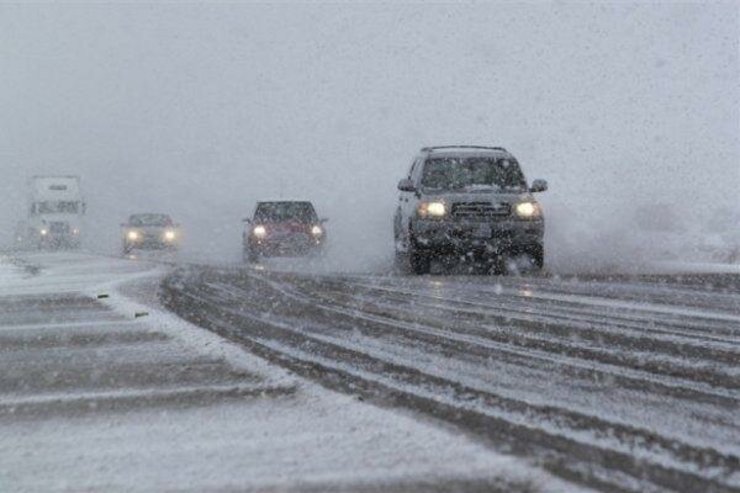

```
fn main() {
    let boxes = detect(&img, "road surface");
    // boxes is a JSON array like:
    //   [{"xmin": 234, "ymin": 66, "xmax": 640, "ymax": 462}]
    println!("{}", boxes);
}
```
[
  {"xmin": 0, "ymin": 253, "xmax": 573, "ymax": 492},
  {"xmin": 162, "ymin": 263, "xmax": 740, "ymax": 492}
]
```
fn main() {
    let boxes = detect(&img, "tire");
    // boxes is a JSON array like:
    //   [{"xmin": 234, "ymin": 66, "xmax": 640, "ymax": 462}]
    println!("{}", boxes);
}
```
[
  {"xmin": 244, "ymin": 249, "xmax": 259, "ymax": 264},
  {"xmin": 409, "ymin": 249, "xmax": 431, "ymax": 275},
  {"xmin": 529, "ymin": 244, "xmax": 545, "ymax": 270}
]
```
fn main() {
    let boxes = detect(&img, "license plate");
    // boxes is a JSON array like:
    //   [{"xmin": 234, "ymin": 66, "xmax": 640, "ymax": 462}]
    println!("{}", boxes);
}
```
[{"xmin": 473, "ymin": 225, "xmax": 491, "ymax": 239}]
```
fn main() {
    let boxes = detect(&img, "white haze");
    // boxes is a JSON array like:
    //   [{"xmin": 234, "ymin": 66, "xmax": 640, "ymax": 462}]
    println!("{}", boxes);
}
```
[{"xmin": 1, "ymin": 3, "xmax": 738, "ymax": 272}]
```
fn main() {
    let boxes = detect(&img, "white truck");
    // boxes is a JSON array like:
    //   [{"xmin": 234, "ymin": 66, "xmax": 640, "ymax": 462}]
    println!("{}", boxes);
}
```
[{"xmin": 15, "ymin": 175, "xmax": 86, "ymax": 250}]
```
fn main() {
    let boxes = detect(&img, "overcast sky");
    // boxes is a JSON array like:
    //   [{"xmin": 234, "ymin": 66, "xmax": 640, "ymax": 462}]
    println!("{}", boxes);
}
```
[{"xmin": 1, "ymin": 2, "xmax": 737, "ymax": 269}]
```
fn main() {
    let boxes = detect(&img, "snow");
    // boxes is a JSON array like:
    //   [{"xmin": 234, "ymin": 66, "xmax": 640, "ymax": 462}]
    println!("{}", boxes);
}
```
[
  {"xmin": 0, "ymin": 253, "xmax": 579, "ymax": 492},
  {"xmin": 650, "ymin": 261, "xmax": 740, "ymax": 275},
  {"xmin": 0, "ymin": 256, "xmax": 27, "ymax": 285}
]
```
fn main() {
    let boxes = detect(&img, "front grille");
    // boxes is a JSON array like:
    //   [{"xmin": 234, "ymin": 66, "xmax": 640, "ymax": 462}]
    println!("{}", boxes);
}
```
[
  {"xmin": 49, "ymin": 222, "xmax": 70, "ymax": 234},
  {"xmin": 451, "ymin": 202, "xmax": 510, "ymax": 219}
]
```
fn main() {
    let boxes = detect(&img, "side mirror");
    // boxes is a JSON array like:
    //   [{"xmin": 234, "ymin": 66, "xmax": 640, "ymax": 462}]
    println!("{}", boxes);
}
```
[
  {"xmin": 397, "ymin": 179, "xmax": 416, "ymax": 192},
  {"xmin": 243, "ymin": 218, "xmax": 252, "ymax": 223},
  {"xmin": 530, "ymin": 179, "xmax": 548, "ymax": 193},
  {"xmin": 320, "ymin": 218, "xmax": 329, "ymax": 224}
]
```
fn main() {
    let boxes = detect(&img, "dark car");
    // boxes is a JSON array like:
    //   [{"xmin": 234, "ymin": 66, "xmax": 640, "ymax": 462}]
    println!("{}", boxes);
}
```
[
  {"xmin": 394, "ymin": 145, "xmax": 548, "ymax": 274},
  {"xmin": 243, "ymin": 201, "xmax": 326, "ymax": 262},
  {"xmin": 121, "ymin": 213, "xmax": 181, "ymax": 254}
]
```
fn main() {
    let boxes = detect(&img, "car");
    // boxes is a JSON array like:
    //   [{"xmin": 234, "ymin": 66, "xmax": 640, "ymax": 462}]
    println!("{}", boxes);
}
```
[
  {"xmin": 121, "ymin": 213, "xmax": 180, "ymax": 254},
  {"xmin": 243, "ymin": 201, "xmax": 326, "ymax": 262},
  {"xmin": 393, "ymin": 145, "xmax": 548, "ymax": 274}
]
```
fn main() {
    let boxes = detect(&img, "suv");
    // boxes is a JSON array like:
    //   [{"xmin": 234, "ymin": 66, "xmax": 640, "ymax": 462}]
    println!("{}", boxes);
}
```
[
  {"xmin": 394, "ymin": 146, "xmax": 548, "ymax": 274},
  {"xmin": 243, "ymin": 201, "xmax": 327, "ymax": 262},
  {"xmin": 121, "ymin": 213, "xmax": 180, "ymax": 254}
]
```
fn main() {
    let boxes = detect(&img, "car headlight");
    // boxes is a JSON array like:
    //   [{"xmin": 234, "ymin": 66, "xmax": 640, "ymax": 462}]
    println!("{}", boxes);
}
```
[
  {"xmin": 515, "ymin": 201, "xmax": 541, "ymax": 219},
  {"xmin": 127, "ymin": 230, "xmax": 140, "ymax": 241},
  {"xmin": 252, "ymin": 225, "xmax": 267, "ymax": 238},
  {"xmin": 40, "ymin": 229, "xmax": 48, "ymax": 236},
  {"xmin": 164, "ymin": 230, "xmax": 176, "ymax": 241},
  {"xmin": 418, "ymin": 201, "xmax": 447, "ymax": 218},
  {"xmin": 311, "ymin": 225, "xmax": 323, "ymax": 236}
]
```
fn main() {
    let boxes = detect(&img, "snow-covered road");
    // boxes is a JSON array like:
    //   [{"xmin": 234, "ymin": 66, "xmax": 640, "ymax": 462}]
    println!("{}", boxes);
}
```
[
  {"xmin": 0, "ymin": 253, "xmax": 573, "ymax": 492},
  {"xmin": 162, "ymin": 263, "xmax": 740, "ymax": 492}
]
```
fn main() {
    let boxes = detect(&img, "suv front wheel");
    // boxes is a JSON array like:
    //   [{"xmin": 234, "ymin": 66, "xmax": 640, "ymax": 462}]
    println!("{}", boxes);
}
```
[
  {"xmin": 409, "ymin": 248, "xmax": 431, "ymax": 275},
  {"xmin": 394, "ymin": 236, "xmax": 432, "ymax": 275}
]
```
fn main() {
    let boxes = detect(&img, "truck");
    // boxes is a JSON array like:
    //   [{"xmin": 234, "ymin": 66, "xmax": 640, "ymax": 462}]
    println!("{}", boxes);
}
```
[{"xmin": 15, "ymin": 175, "xmax": 86, "ymax": 250}]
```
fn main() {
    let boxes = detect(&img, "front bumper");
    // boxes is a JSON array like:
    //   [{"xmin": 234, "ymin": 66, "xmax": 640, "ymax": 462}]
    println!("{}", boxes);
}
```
[
  {"xmin": 125, "ymin": 237, "xmax": 179, "ymax": 250},
  {"xmin": 411, "ymin": 218, "xmax": 543, "ymax": 254},
  {"xmin": 247, "ymin": 235, "xmax": 324, "ymax": 257}
]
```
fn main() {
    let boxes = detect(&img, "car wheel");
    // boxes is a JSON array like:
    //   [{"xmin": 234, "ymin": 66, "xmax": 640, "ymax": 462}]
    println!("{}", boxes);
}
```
[
  {"xmin": 244, "ymin": 249, "xmax": 259, "ymax": 264},
  {"xmin": 529, "ymin": 244, "xmax": 544, "ymax": 270},
  {"xmin": 409, "ymin": 250, "xmax": 431, "ymax": 275}
]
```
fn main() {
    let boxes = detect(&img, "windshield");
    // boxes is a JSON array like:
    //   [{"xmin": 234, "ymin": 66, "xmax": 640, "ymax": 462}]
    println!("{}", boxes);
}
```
[
  {"xmin": 254, "ymin": 202, "xmax": 318, "ymax": 223},
  {"xmin": 421, "ymin": 157, "xmax": 527, "ymax": 192},
  {"xmin": 34, "ymin": 201, "xmax": 80, "ymax": 214},
  {"xmin": 129, "ymin": 214, "xmax": 173, "ymax": 227}
]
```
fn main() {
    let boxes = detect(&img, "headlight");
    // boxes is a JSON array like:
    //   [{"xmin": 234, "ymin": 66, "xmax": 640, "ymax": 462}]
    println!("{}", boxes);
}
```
[
  {"xmin": 311, "ymin": 225, "xmax": 323, "ymax": 236},
  {"xmin": 164, "ymin": 230, "xmax": 176, "ymax": 241},
  {"xmin": 252, "ymin": 225, "xmax": 267, "ymax": 238},
  {"xmin": 40, "ymin": 229, "xmax": 48, "ymax": 236},
  {"xmin": 515, "ymin": 202, "xmax": 541, "ymax": 219},
  {"xmin": 127, "ymin": 230, "xmax": 140, "ymax": 241},
  {"xmin": 418, "ymin": 201, "xmax": 447, "ymax": 218}
]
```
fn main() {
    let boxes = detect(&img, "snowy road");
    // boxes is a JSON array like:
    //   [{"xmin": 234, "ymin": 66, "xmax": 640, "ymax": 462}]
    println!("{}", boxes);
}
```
[
  {"xmin": 162, "ymin": 264, "xmax": 740, "ymax": 492},
  {"xmin": 0, "ymin": 253, "xmax": 574, "ymax": 492}
]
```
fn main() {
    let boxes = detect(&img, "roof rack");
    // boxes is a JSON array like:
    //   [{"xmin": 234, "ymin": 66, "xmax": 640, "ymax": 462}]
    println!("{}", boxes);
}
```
[{"xmin": 420, "ymin": 145, "xmax": 507, "ymax": 153}]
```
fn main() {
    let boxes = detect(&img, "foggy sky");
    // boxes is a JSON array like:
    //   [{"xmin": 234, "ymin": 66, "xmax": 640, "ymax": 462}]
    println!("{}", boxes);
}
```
[{"xmin": 1, "ymin": 3, "xmax": 738, "ymax": 270}]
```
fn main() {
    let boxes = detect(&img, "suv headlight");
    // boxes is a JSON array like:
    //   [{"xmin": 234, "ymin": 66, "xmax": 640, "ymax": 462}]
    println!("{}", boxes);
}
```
[
  {"xmin": 515, "ymin": 201, "xmax": 541, "ymax": 219},
  {"xmin": 418, "ymin": 201, "xmax": 447, "ymax": 219},
  {"xmin": 127, "ymin": 230, "xmax": 140, "ymax": 241},
  {"xmin": 252, "ymin": 225, "xmax": 267, "ymax": 238}
]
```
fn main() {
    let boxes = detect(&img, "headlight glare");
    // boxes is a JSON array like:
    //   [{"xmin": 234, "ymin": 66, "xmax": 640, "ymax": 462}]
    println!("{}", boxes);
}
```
[
  {"xmin": 164, "ymin": 230, "xmax": 176, "ymax": 241},
  {"xmin": 515, "ymin": 202, "xmax": 540, "ymax": 219},
  {"xmin": 418, "ymin": 201, "xmax": 447, "ymax": 218},
  {"xmin": 253, "ymin": 225, "xmax": 267, "ymax": 238},
  {"xmin": 311, "ymin": 225, "xmax": 323, "ymax": 236},
  {"xmin": 127, "ymin": 230, "xmax": 140, "ymax": 241}
]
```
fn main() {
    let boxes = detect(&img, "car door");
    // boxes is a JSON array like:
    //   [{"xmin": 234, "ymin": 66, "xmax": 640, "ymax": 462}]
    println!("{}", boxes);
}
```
[{"xmin": 396, "ymin": 157, "xmax": 422, "ymax": 245}]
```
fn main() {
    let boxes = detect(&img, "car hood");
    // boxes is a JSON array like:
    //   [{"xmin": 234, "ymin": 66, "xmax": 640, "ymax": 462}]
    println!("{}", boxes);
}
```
[{"xmin": 422, "ymin": 191, "xmax": 533, "ymax": 204}]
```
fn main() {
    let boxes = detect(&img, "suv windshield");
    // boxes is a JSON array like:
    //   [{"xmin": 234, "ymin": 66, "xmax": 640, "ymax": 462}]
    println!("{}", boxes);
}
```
[
  {"xmin": 254, "ymin": 202, "xmax": 318, "ymax": 223},
  {"xmin": 421, "ymin": 157, "xmax": 527, "ymax": 192},
  {"xmin": 129, "ymin": 214, "xmax": 173, "ymax": 227}
]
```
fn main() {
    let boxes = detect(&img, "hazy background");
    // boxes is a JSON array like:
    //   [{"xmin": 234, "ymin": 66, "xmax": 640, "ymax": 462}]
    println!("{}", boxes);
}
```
[{"xmin": 1, "ymin": 2, "xmax": 738, "ymax": 272}]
